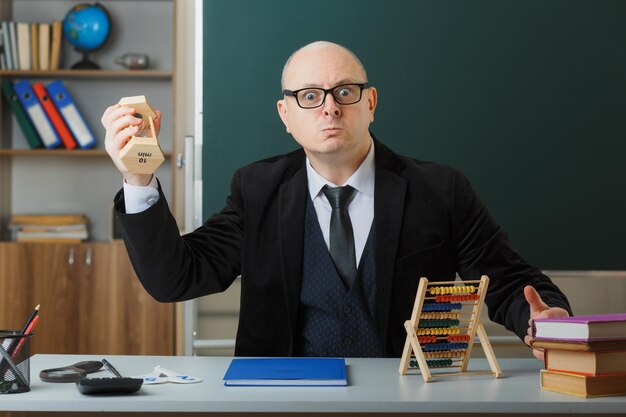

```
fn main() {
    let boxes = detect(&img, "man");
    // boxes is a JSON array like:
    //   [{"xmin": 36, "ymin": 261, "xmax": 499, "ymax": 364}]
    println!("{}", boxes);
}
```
[{"xmin": 102, "ymin": 41, "xmax": 570, "ymax": 359}]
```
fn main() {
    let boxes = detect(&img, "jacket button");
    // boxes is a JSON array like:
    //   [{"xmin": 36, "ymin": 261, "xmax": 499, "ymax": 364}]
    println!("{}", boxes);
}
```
[
  {"xmin": 343, "ymin": 305, "xmax": 352, "ymax": 314},
  {"xmin": 343, "ymin": 337, "xmax": 352, "ymax": 346}
]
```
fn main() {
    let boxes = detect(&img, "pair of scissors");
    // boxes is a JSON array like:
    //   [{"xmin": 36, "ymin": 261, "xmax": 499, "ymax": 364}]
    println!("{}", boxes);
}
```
[{"xmin": 40, "ymin": 360, "xmax": 103, "ymax": 383}]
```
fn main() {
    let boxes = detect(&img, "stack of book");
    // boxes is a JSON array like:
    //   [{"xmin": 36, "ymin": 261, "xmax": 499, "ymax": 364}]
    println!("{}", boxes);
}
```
[
  {"xmin": 0, "ymin": 20, "xmax": 63, "ymax": 71},
  {"xmin": 9, "ymin": 214, "xmax": 89, "ymax": 243},
  {"xmin": 531, "ymin": 313, "xmax": 626, "ymax": 398}
]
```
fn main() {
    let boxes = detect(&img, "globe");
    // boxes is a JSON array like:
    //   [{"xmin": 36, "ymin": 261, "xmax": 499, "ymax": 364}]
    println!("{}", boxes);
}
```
[{"xmin": 63, "ymin": 3, "xmax": 111, "ymax": 69}]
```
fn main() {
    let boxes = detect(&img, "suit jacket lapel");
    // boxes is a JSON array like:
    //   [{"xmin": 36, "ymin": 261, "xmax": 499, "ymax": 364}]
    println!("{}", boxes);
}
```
[
  {"xmin": 278, "ymin": 163, "xmax": 307, "ymax": 349},
  {"xmin": 373, "ymin": 139, "xmax": 407, "ymax": 348}
]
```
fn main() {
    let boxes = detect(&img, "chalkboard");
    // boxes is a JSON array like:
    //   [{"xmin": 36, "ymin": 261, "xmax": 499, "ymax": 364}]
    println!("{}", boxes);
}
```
[{"xmin": 203, "ymin": 0, "xmax": 626, "ymax": 270}]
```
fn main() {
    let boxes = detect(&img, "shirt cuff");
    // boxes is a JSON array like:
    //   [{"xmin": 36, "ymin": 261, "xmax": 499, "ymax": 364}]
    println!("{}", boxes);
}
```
[{"xmin": 123, "ymin": 176, "xmax": 160, "ymax": 214}]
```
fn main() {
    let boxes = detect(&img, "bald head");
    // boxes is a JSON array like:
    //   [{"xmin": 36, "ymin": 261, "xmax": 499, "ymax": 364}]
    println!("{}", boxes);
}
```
[
  {"xmin": 276, "ymin": 41, "xmax": 377, "ymax": 183},
  {"xmin": 281, "ymin": 41, "xmax": 368, "ymax": 89}
]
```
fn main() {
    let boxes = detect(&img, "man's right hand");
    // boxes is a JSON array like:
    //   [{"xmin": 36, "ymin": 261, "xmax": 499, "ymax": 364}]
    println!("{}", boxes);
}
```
[{"xmin": 101, "ymin": 104, "xmax": 162, "ymax": 186}]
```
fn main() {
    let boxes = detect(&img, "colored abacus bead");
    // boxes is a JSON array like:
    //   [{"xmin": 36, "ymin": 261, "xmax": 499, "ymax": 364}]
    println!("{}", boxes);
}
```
[{"xmin": 426, "ymin": 359, "xmax": 453, "ymax": 368}]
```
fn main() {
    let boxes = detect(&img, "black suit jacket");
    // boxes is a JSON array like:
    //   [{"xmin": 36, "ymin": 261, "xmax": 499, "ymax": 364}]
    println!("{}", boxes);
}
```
[{"xmin": 115, "ymin": 139, "xmax": 571, "ymax": 357}]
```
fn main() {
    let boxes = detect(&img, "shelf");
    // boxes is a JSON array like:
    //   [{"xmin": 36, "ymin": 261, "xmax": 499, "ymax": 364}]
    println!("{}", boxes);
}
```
[
  {"xmin": 0, "ymin": 149, "xmax": 173, "ymax": 157},
  {"xmin": 0, "ymin": 70, "xmax": 173, "ymax": 79},
  {"xmin": 1, "ymin": 0, "xmax": 177, "ymax": 244}
]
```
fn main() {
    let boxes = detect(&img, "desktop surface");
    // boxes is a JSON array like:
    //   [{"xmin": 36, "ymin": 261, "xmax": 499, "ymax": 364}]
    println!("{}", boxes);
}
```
[{"xmin": 1, "ymin": 354, "xmax": 626, "ymax": 414}]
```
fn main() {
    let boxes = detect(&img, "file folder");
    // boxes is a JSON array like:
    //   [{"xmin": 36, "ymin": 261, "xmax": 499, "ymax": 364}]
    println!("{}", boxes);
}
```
[
  {"xmin": 13, "ymin": 80, "xmax": 61, "ymax": 149},
  {"xmin": 223, "ymin": 358, "xmax": 348, "ymax": 386},
  {"xmin": 0, "ymin": 28, "xmax": 5, "ymax": 70},
  {"xmin": 1, "ymin": 80, "xmax": 42, "ymax": 148},
  {"xmin": 1, "ymin": 22, "xmax": 14, "ymax": 70},
  {"xmin": 8, "ymin": 21, "xmax": 18, "ymax": 72},
  {"xmin": 16, "ymin": 22, "xmax": 31, "ymax": 70},
  {"xmin": 46, "ymin": 80, "xmax": 96, "ymax": 149},
  {"xmin": 33, "ymin": 82, "xmax": 77, "ymax": 149}
]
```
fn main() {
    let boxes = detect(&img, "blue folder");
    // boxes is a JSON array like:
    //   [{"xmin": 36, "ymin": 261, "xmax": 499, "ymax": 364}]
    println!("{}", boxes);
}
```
[
  {"xmin": 223, "ymin": 357, "xmax": 348, "ymax": 386},
  {"xmin": 46, "ymin": 80, "xmax": 96, "ymax": 149},
  {"xmin": 13, "ymin": 80, "xmax": 62, "ymax": 149}
]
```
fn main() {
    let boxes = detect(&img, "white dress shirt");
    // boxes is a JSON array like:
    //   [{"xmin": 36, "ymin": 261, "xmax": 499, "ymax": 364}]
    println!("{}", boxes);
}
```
[
  {"xmin": 123, "ymin": 175, "xmax": 159, "ymax": 214},
  {"xmin": 123, "ymin": 141, "xmax": 376, "ymax": 268},
  {"xmin": 306, "ymin": 141, "xmax": 375, "ymax": 268}
]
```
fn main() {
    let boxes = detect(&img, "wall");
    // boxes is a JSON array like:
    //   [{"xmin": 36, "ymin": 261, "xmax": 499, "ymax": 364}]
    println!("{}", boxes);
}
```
[
  {"xmin": 194, "ymin": 0, "xmax": 626, "ymax": 356},
  {"xmin": 202, "ymin": 0, "xmax": 626, "ymax": 271}
]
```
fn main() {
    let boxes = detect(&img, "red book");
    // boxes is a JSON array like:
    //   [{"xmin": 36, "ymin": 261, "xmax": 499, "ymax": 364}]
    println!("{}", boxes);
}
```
[{"xmin": 32, "ymin": 82, "xmax": 78, "ymax": 149}]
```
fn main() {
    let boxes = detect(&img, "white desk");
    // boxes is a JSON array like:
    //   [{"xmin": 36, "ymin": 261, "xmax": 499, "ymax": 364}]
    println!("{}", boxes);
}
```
[{"xmin": 1, "ymin": 354, "xmax": 625, "ymax": 415}]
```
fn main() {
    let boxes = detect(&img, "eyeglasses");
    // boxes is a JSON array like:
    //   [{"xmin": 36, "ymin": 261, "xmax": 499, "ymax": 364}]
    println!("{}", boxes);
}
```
[{"xmin": 282, "ymin": 83, "xmax": 369, "ymax": 109}]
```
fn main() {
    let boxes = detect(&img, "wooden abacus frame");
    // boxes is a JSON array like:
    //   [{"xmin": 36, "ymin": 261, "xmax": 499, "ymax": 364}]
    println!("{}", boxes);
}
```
[{"xmin": 399, "ymin": 275, "xmax": 502, "ymax": 382}]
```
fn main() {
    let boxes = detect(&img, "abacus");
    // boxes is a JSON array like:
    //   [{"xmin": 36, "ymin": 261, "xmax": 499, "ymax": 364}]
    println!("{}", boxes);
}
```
[{"xmin": 398, "ymin": 275, "xmax": 502, "ymax": 382}]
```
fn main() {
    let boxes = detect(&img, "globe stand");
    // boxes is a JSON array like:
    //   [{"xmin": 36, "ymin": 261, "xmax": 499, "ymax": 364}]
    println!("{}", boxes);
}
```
[
  {"xmin": 64, "ymin": 2, "xmax": 112, "ymax": 70},
  {"xmin": 118, "ymin": 95, "xmax": 164, "ymax": 175},
  {"xmin": 70, "ymin": 50, "xmax": 100, "ymax": 70}
]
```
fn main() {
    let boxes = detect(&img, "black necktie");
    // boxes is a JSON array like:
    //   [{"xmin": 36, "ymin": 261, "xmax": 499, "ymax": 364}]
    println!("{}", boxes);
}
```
[{"xmin": 322, "ymin": 185, "xmax": 357, "ymax": 290}]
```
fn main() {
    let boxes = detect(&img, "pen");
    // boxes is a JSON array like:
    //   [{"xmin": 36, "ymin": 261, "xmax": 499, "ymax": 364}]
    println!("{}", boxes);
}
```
[{"xmin": 102, "ymin": 358, "xmax": 123, "ymax": 378}]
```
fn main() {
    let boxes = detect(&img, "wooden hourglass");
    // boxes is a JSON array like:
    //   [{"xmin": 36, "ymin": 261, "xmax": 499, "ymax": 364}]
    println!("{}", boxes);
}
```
[{"xmin": 118, "ymin": 95, "xmax": 165, "ymax": 174}]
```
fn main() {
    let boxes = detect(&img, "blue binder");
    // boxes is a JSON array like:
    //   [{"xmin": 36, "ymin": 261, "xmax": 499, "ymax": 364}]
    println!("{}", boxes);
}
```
[
  {"xmin": 46, "ymin": 80, "xmax": 96, "ymax": 149},
  {"xmin": 223, "ymin": 357, "xmax": 348, "ymax": 386},
  {"xmin": 13, "ymin": 80, "xmax": 62, "ymax": 149}
]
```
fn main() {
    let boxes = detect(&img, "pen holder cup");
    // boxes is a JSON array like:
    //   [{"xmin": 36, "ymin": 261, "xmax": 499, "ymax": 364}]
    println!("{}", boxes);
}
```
[{"xmin": 0, "ymin": 330, "xmax": 31, "ymax": 394}]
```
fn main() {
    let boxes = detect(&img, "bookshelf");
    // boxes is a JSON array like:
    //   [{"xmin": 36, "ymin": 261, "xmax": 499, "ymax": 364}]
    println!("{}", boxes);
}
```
[
  {"xmin": 0, "ymin": 0, "xmax": 177, "ymax": 242},
  {"xmin": 0, "ymin": 0, "xmax": 181, "ymax": 357}
]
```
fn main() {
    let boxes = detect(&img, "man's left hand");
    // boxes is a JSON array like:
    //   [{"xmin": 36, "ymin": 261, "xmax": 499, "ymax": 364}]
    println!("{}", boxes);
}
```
[{"xmin": 523, "ymin": 285, "xmax": 570, "ymax": 361}]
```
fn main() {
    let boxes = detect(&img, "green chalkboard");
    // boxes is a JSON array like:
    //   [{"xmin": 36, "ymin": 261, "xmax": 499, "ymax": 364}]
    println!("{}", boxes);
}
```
[{"xmin": 203, "ymin": 0, "xmax": 626, "ymax": 270}]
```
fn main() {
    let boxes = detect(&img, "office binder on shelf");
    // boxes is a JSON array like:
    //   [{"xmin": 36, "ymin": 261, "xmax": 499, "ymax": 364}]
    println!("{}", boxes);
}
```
[
  {"xmin": 13, "ymin": 80, "xmax": 62, "ymax": 149},
  {"xmin": 1, "ymin": 22, "xmax": 14, "ymax": 70},
  {"xmin": 38, "ymin": 22, "xmax": 49, "ymax": 71},
  {"xmin": 1, "ymin": 80, "xmax": 42, "ymax": 149},
  {"xmin": 46, "ymin": 80, "xmax": 96, "ymax": 149},
  {"xmin": 16, "ymin": 22, "xmax": 31, "ymax": 70},
  {"xmin": 0, "ymin": 26, "xmax": 6, "ymax": 70},
  {"xmin": 33, "ymin": 82, "xmax": 77, "ymax": 149},
  {"xmin": 223, "ymin": 358, "xmax": 348, "ymax": 386},
  {"xmin": 30, "ymin": 23, "xmax": 38, "ymax": 70},
  {"xmin": 49, "ymin": 21, "xmax": 62, "ymax": 70},
  {"xmin": 8, "ymin": 21, "xmax": 18, "ymax": 72}
]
